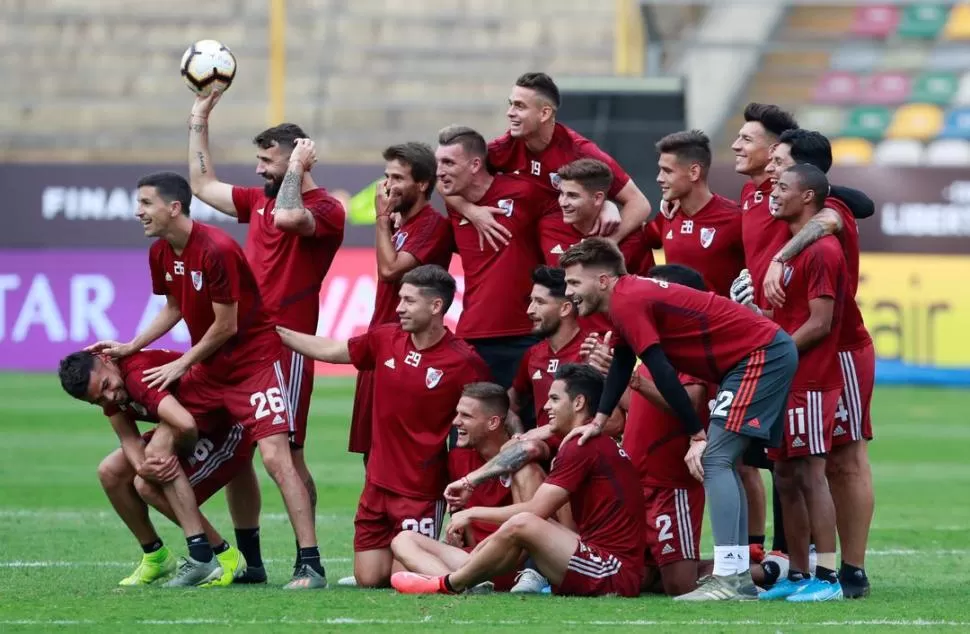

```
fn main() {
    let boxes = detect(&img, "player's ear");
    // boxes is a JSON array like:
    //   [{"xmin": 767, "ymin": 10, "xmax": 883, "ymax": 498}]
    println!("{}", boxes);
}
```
[
  {"xmin": 689, "ymin": 162, "xmax": 702, "ymax": 183},
  {"xmin": 594, "ymin": 190, "xmax": 606, "ymax": 207}
]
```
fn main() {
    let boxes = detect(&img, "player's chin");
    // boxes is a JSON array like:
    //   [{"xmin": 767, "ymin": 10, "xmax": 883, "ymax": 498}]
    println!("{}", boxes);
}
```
[{"xmin": 455, "ymin": 433, "xmax": 470, "ymax": 448}]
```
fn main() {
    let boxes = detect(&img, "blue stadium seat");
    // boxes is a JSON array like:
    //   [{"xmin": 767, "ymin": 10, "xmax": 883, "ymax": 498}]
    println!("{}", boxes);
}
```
[{"xmin": 940, "ymin": 106, "xmax": 970, "ymax": 138}]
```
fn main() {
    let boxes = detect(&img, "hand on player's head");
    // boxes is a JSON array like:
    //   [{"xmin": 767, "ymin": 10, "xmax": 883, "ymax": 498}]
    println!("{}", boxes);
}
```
[{"xmin": 290, "ymin": 138, "xmax": 317, "ymax": 171}]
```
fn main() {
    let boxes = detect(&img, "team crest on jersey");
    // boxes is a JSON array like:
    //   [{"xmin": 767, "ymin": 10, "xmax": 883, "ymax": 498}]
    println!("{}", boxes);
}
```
[
  {"xmin": 700, "ymin": 227, "xmax": 716, "ymax": 248},
  {"xmin": 549, "ymin": 172, "xmax": 562, "ymax": 190},
  {"xmin": 393, "ymin": 231, "xmax": 408, "ymax": 251},
  {"xmin": 497, "ymin": 199, "xmax": 514, "ymax": 216},
  {"xmin": 191, "ymin": 271, "xmax": 203, "ymax": 291},
  {"xmin": 783, "ymin": 264, "xmax": 794, "ymax": 287},
  {"xmin": 425, "ymin": 367, "xmax": 443, "ymax": 389}
]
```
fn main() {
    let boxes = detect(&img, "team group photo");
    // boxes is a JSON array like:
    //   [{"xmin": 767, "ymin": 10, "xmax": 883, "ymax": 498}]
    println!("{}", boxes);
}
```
[{"xmin": 3, "ymin": 1, "xmax": 968, "ymax": 631}]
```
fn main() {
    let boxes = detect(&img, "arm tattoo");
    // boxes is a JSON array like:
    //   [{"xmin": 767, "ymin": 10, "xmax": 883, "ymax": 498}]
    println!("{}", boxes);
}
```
[
  {"xmin": 196, "ymin": 151, "xmax": 208, "ymax": 175},
  {"xmin": 276, "ymin": 169, "xmax": 304, "ymax": 210},
  {"xmin": 190, "ymin": 122, "xmax": 207, "ymax": 134},
  {"xmin": 470, "ymin": 442, "xmax": 532, "ymax": 486},
  {"xmin": 777, "ymin": 217, "xmax": 827, "ymax": 262}
]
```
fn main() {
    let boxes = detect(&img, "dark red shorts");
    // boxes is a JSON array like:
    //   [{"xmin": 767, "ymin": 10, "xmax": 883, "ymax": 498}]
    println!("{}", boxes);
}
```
[
  {"xmin": 767, "ymin": 388, "xmax": 840, "ymax": 461},
  {"xmin": 553, "ymin": 541, "xmax": 641, "ymax": 597},
  {"xmin": 353, "ymin": 480, "xmax": 445, "ymax": 551},
  {"xmin": 142, "ymin": 424, "xmax": 252, "ymax": 504},
  {"xmin": 348, "ymin": 370, "xmax": 374, "ymax": 454},
  {"xmin": 280, "ymin": 348, "xmax": 314, "ymax": 449},
  {"xmin": 179, "ymin": 359, "xmax": 292, "ymax": 444},
  {"xmin": 642, "ymin": 484, "xmax": 704, "ymax": 568},
  {"xmin": 833, "ymin": 343, "xmax": 875, "ymax": 446}
]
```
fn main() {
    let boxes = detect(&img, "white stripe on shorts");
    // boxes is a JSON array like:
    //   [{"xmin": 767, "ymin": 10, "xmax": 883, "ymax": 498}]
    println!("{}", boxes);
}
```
[
  {"xmin": 807, "ymin": 391, "xmax": 822, "ymax": 455},
  {"xmin": 288, "ymin": 352, "xmax": 304, "ymax": 416},
  {"xmin": 189, "ymin": 423, "xmax": 244, "ymax": 486},
  {"xmin": 272, "ymin": 361, "xmax": 295, "ymax": 435},
  {"xmin": 674, "ymin": 489, "xmax": 695, "ymax": 560},
  {"xmin": 839, "ymin": 351, "xmax": 863, "ymax": 441}
]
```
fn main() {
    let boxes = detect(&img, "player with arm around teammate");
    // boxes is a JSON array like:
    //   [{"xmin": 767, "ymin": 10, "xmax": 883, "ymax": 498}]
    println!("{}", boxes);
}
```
[
  {"xmin": 392, "ymin": 364, "xmax": 646, "ymax": 597},
  {"xmin": 58, "ymin": 350, "xmax": 250, "ymax": 587},
  {"xmin": 390, "ymin": 382, "xmax": 547, "ymax": 593}
]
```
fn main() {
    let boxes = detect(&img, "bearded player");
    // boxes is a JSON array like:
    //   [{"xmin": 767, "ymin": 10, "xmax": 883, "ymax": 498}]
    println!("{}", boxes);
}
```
[
  {"xmin": 392, "ymin": 364, "xmax": 646, "ymax": 597},
  {"xmin": 348, "ymin": 142, "xmax": 453, "ymax": 461},
  {"xmin": 391, "ymin": 382, "xmax": 546, "ymax": 593},
  {"xmin": 277, "ymin": 265, "xmax": 491, "ymax": 588},
  {"xmin": 752, "ymin": 129, "xmax": 875, "ymax": 598},
  {"xmin": 446, "ymin": 72, "xmax": 651, "ymax": 253},
  {"xmin": 59, "ymin": 350, "xmax": 250, "ymax": 587},
  {"xmin": 559, "ymin": 238, "xmax": 798, "ymax": 600},
  {"xmin": 89, "ymin": 172, "xmax": 325, "ymax": 589},
  {"xmin": 188, "ymin": 91, "xmax": 346, "ymax": 582}
]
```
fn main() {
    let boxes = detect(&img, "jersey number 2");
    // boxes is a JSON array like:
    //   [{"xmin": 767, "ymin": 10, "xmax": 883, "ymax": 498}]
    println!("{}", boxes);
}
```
[{"xmin": 250, "ymin": 387, "xmax": 286, "ymax": 420}]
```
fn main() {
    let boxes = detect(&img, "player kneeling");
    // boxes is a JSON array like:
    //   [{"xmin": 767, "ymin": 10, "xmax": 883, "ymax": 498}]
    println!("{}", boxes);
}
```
[
  {"xmin": 392, "ymin": 364, "xmax": 645, "ymax": 597},
  {"xmin": 59, "ymin": 350, "xmax": 250, "ymax": 587},
  {"xmin": 391, "ymin": 382, "xmax": 548, "ymax": 592}
]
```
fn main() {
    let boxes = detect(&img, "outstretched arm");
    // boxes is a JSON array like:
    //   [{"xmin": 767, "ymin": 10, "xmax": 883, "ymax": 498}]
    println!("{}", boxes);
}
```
[
  {"xmin": 277, "ymin": 326, "xmax": 351, "ymax": 363},
  {"xmin": 187, "ymin": 91, "xmax": 237, "ymax": 215}
]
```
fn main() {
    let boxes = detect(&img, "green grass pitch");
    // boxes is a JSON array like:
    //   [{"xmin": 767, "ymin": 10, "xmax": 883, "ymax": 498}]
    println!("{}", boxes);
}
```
[{"xmin": 1, "ymin": 374, "xmax": 968, "ymax": 633}]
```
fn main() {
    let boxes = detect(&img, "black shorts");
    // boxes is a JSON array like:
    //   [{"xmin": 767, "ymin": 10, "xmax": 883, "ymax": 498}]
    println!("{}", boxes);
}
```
[
  {"xmin": 709, "ymin": 330, "xmax": 797, "ymax": 447},
  {"xmin": 467, "ymin": 335, "xmax": 538, "ymax": 389}
]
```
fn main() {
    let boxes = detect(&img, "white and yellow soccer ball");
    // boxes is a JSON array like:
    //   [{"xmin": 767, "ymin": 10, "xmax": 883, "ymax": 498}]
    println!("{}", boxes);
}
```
[{"xmin": 180, "ymin": 40, "xmax": 237, "ymax": 96}]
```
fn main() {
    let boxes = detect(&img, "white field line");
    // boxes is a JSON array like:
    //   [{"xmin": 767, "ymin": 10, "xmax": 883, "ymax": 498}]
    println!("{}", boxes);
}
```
[{"xmin": 1, "ymin": 618, "xmax": 969, "ymax": 627}]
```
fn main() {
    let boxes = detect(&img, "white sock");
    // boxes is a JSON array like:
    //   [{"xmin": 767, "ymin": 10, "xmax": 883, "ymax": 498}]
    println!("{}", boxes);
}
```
[
  {"xmin": 713, "ymin": 545, "xmax": 738, "ymax": 576},
  {"xmin": 737, "ymin": 545, "xmax": 750, "ymax": 575}
]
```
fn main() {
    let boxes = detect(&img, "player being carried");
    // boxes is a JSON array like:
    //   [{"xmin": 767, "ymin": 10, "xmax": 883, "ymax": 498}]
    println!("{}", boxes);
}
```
[
  {"xmin": 188, "ymin": 90, "xmax": 346, "ymax": 582},
  {"xmin": 391, "ymin": 382, "xmax": 548, "ymax": 593},
  {"xmin": 59, "ymin": 349, "xmax": 251, "ymax": 587},
  {"xmin": 88, "ymin": 172, "xmax": 325, "ymax": 589},
  {"xmin": 348, "ymin": 142, "xmax": 454, "ymax": 463},
  {"xmin": 277, "ymin": 265, "xmax": 491, "ymax": 588},
  {"xmin": 392, "ymin": 364, "xmax": 646, "ymax": 597},
  {"xmin": 558, "ymin": 237, "xmax": 798, "ymax": 600},
  {"xmin": 446, "ymin": 72, "xmax": 651, "ymax": 254},
  {"xmin": 743, "ymin": 164, "xmax": 845, "ymax": 602}
]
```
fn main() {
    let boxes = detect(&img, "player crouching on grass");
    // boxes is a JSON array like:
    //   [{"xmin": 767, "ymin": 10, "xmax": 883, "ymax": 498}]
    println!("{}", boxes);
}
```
[
  {"xmin": 392, "ymin": 364, "xmax": 646, "ymax": 597},
  {"xmin": 59, "ymin": 350, "xmax": 250, "ymax": 588},
  {"xmin": 391, "ymin": 382, "xmax": 551, "ymax": 593}
]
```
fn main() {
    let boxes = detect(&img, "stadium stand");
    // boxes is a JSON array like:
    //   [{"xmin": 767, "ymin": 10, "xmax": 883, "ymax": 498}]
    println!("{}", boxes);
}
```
[
  {"xmin": 0, "ymin": 0, "xmax": 617, "ymax": 162},
  {"xmin": 721, "ymin": 2, "xmax": 970, "ymax": 166}
]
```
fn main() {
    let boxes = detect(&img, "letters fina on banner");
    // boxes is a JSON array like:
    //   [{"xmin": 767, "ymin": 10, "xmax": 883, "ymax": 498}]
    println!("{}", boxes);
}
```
[
  {"xmin": 1, "ymin": 248, "xmax": 969, "ymax": 381},
  {"xmin": 2, "ymin": 162, "xmax": 969, "ymax": 253}
]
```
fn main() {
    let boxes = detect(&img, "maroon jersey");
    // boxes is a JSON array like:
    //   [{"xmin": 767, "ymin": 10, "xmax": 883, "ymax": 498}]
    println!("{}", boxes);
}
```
[
  {"xmin": 448, "ymin": 174, "xmax": 549, "ymax": 339},
  {"xmin": 512, "ymin": 327, "xmax": 591, "ymax": 430},
  {"xmin": 448, "ymin": 447, "xmax": 514, "ymax": 544},
  {"xmin": 608, "ymin": 275, "xmax": 781, "ymax": 383},
  {"xmin": 825, "ymin": 196, "xmax": 872, "ymax": 351},
  {"xmin": 773, "ymin": 236, "xmax": 846, "ymax": 391},
  {"xmin": 653, "ymin": 194, "xmax": 745, "ymax": 297},
  {"xmin": 540, "ymin": 217, "xmax": 655, "ymax": 275},
  {"xmin": 102, "ymin": 350, "xmax": 228, "ymax": 434},
  {"xmin": 741, "ymin": 179, "xmax": 789, "ymax": 306},
  {"xmin": 371, "ymin": 205, "xmax": 454, "ymax": 326},
  {"xmin": 149, "ymin": 222, "xmax": 281, "ymax": 383},
  {"xmin": 546, "ymin": 435, "xmax": 646, "ymax": 566},
  {"xmin": 348, "ymin": 324, "xmax": 491, "ymax": 499},
  {"xmin": 623, "ymin": 367, "xmax": 712, "ymax": 489},
  {"xmin": 231, "ymin": 186, "xmax": 345, "ymax": 334}
]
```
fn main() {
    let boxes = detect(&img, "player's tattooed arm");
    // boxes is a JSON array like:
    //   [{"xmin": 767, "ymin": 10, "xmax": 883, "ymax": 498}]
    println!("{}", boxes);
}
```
[
  {"xmin": 187, "ymin": 91, "xmax": 237, "ymax": 216},
  {"xmin": 274, "ymin": 139, "xmax": 318, "ymax": 236},
  {"xmin": 467, "ymin": 439, "xmax": 546, "ymax": 487},
  {"xmin": 764, "ymin": 208, "xmax": 843, "ymax": 307}
]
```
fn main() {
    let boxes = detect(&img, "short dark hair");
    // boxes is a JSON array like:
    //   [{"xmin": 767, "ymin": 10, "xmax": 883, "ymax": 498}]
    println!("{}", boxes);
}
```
[
  {"xmin": 656, "ymin": 129, "xmax": 712, "ymax": 172},
  {"xmin": 532, "ymin": 265, "xmax": 567, "ymax": 298},
  {"xmin": 559, "ymin": 237, "xmax": 627, "ymax": 276},
  {"xmin": 784, "ymin": 163, "xmax": 830, "ymax": 211},
  {"xmin": 462, "ymin": 382, "xmax": 511, "ymax": 418},
  {"xmin": 253, "ymin": 123, "xmax": 308, "ymax": 153},
  {"xmin": 515, "ymin": 72, "xmax": 561, "ymax": 108},
  {"xmin": 554, "ymin": 363, "xmax": 604, "ymax": 417},
  {"xmin": 401, "ymin": 264, "xmax": 457, "ymax": 312},
  {"xmin": 557, "ymin": 158, "xmax": 613, "ymax": 194},
  {"xmin": 647, "ymin": 264, "xmax": 707, "ymax": 291},
  {"xmin": 136, "ymin": 172, "xmax": 193, "ymax": 216},
  {"xmin": 743, "ymin": 102, "xmax": 799, "ymax": 139},
  {"xmin": 58, "ymin": 351, "xmax": 96, "ymax": 400},
  {"xmin": 778, "ymin": 129, "xmax": 833, "ymax": 174},
  {"xmin": 437, "ymin": 125, "xmax": 487, "ymax": 160},
  {"xmin": 383, "ymin": 141, "xmax": 437, "ymax": 196}
]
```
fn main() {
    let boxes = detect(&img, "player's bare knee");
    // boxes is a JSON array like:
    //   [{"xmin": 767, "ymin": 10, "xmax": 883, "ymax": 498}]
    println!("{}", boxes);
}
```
[
  {"xmin": 663, "ymin": 575, "xmax": 697, "ymax": 597},
  {"xmin": 390, "ymin": 530, "xmax": 419, "ymax": 557},
  {"xmin": 132, "ymin": 475, "xmax": 160, "ymax": 504},
  {"xmin": 354, "ymin": 566, "xmax": 390, "ymax": 588},
  {"xmin": 773, "ymin": 461, "xmax": 798, "ymax": 493},
  {"xmin": 97, "ymin": 452, "xmax": 131, "ymax": 489},
  {"xmin": 258, "ymin": 435, "xmax": 297, "ymax": 481},
  {"xmin": 504, "ymin": 511, "xmax": 541, "ymax": 540}
]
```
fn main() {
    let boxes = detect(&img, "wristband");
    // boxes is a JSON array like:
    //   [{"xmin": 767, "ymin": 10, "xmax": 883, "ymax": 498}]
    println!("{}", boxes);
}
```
[{"xmin": 461, "ymin": 476, "xmax": 476, "ymax": 492}]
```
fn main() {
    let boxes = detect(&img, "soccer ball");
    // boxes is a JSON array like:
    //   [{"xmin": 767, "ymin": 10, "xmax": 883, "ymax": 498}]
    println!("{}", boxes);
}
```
[{"xmin": 180, "ymin": 40, "xmax": 237, "ymax": 96}]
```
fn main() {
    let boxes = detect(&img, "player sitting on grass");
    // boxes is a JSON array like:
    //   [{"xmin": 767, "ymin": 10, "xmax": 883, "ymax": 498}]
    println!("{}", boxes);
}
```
[
  {"xmin": 391, "ymin": 382, "xmax": 548, "ymax": 593},
  {"xmin": 392, "ymin": 364, "xmax": 645, "ymax": 597},
  {"xmin": 59, "ymin": 350, "xmax": 249, "ymax": 587}
]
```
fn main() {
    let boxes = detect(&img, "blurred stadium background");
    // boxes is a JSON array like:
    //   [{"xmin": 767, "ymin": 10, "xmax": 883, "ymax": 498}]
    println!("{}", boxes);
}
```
[{"xmin": 1, "ymin": 0, "xmax": 968, "ymax": 386}]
